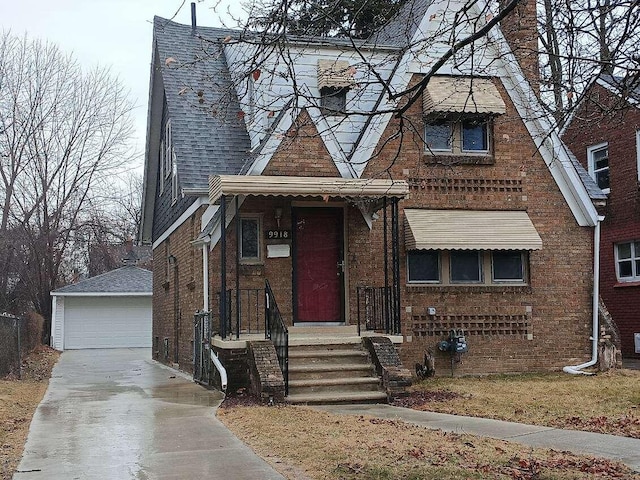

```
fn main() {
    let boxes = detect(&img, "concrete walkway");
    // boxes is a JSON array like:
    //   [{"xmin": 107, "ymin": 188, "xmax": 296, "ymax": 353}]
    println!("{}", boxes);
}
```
[
  {"xmin": 14, "ymin": 349, "xmax": 283, "ymax": 480},
  {"xmin": 315, "ymin": 404, "xmax": 640, "ymax": 473}
]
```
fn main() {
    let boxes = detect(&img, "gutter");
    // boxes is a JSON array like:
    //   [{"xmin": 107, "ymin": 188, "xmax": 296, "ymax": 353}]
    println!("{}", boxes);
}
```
[{"xmin": 563, "ymin": 215, "xmax": 605, "ymax": 375}]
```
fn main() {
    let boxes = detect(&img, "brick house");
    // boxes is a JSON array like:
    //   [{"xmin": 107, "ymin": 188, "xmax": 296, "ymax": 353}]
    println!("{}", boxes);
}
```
[
  {"xmin": 140, "ymin": 0, "xmax": 605, "ymax": 400},
  {"xmin": 563, "ymin": 74, "xmax": 640, "ymax": 359}
]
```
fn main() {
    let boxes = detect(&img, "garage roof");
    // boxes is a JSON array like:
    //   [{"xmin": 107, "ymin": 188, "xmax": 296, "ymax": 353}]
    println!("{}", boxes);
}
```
[{"xmin": 51, "ymin": 266, "xmax": 152, "ymax": 296}]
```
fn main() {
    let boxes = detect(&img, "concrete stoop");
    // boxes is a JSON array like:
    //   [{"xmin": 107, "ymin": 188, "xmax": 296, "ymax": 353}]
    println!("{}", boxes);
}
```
[{"xmin": 286, "ymin": 340, "xmax": 388, "ymax": 404}]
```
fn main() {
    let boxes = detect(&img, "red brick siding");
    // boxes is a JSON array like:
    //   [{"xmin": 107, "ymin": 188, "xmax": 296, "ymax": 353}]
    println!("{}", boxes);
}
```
[{"xmin": 563, "ymin": 84, "xmax": 640, "ymax": 357}]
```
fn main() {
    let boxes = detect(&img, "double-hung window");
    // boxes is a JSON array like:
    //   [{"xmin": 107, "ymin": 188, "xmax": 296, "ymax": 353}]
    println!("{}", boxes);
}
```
[
  {"xmin": 616, "ymin": 241, "xmax": 640, "ymax": 282},
  {"xmin": 587, "ymin": 143, "xmax": 609, "ymax": 192}
]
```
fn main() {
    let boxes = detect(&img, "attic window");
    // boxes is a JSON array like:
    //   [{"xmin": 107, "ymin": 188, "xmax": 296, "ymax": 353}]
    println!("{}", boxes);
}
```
[
  {"xmin": 320, "ymin": 87, "xmax": 347, "ymax": 114},
  {"xmin": 318, "ymin": 60, "xmax": 354, "ymax": 115}
]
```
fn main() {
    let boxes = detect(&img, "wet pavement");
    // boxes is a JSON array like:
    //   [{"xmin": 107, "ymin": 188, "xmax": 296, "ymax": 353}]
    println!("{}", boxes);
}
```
[
  {"xmin": 14, "ymin": 348, "xmax": 284, "ymax": 480},
  {"xmin": 315, "ymin": 404, "xmax": 640, "ymax": 473}
]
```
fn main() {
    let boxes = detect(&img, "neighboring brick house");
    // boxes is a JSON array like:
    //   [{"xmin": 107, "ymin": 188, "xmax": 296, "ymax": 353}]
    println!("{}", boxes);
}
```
[
  {"xmin": 140, "ymin": 0, "xmax": 605, "ymax": 397},
  {"xmin": 563, "ymin": 74, "xmax": 640, "ymax": 359}
]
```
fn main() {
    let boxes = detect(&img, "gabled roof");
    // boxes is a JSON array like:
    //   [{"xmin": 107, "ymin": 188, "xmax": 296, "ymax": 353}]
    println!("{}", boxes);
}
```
[
  {"xmin": 598, "ymin": 74, "xmax": 640, "ymax": 105},
  {"xmin": 51, "ymin": 266, "xmax": 152, "ymax": 296},
  {"xmin": 153, "ymin": 17, "xmax": 252, "ymax": 190}
]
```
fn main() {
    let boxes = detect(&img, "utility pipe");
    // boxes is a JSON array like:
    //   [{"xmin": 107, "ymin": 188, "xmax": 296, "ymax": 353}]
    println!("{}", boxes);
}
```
[
  {"xmin": 563, "ymin": 215, "xmax": 605, "ymax": 375},
  {"xmin": 202, "ymin": 243, "xmax": 209, "ymax": 312}
]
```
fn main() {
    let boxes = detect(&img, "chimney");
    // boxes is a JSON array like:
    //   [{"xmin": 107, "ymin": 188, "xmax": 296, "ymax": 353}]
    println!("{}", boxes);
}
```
[
  {"xmin": 499, "ymin": 0, "xmax": 539, "ymax": 93},
  {"xmin": 191, "ymin": 2, "xmax": 197, "ymax": 35}
]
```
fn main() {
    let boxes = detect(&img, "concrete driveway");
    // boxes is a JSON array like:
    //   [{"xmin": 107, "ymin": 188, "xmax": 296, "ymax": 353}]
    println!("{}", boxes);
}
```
[{"xmin": 14, "ymin": 349, "xmax": 284, "ymax": 480}]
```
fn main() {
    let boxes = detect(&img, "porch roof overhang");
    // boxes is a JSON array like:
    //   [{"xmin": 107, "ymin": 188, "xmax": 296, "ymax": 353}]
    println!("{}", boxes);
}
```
[
  {"xmin": 208, "ymin": 175, "xmax": 409, "ymax": 204},
  {"xmin": 404, "ymin": 209, "xmax": 543, "ymax": 251}
]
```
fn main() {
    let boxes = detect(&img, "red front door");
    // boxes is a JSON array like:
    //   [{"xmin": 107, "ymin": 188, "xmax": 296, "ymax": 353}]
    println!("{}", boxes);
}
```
[{"xmin": 293, "ymin": 207, "xmax": 344, "ymax": 323}]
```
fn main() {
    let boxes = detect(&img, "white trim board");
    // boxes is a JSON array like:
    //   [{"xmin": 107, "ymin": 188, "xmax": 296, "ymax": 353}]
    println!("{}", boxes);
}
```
[{"xmin": 152, "ymin": 196, "xmax": 208, "ymax": 250}]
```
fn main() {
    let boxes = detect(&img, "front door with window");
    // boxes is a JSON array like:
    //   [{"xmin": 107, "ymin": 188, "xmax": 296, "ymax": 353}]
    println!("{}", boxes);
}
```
[{"xmin": 293, "ymin": 207, "xmax": 344, "ymax": 323}]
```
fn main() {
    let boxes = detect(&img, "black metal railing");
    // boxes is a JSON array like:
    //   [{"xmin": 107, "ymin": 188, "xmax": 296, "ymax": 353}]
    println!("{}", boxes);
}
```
[
  {"xmin": 265, "ymin": 280, "xmax": 289, "ymax": 395},
  {"xmin": 193, "ymin": 311, "xmax": 211, "ymax": 386},
  {"xmin": 357, "ymin": 286, "xmax": 396, "ymax": 334},
  {"xmin": 215, "ymin": 288, "xmax": 265, "ymax": 339}
]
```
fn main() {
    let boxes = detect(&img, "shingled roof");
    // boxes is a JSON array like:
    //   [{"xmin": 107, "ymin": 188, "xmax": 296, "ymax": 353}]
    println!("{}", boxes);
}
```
[
  {"xmin": 51, "ymin": 266, "xmax": 152, "ymax": 295},
  {"xmin": 153, "ymin": 17, "xmax": 252, "ymax": 190},
  {"xmin": 368, "ymin": 0, "xmax": 433, "ymax": 47}
]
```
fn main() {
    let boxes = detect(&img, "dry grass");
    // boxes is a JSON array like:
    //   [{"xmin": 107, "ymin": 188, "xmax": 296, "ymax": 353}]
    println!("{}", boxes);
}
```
[
  {"xmin": 219, "ymin": 404, "xmax": 639, "ymax": 479},
  {"xmin": 399, "ymin": 369, "xmax": 640, "ymax": 438},
  {"xmin": 0, "ymin": 346, "xmax": 59, "ymax": 480}
]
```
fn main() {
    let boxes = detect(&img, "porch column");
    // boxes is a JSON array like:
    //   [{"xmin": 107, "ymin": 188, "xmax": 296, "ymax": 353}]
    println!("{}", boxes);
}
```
[
  {"xmin": 383, "ymin": 198, "xmax": 390, "ymax": 334},
  {"xmin": 235, "ymin": 195, "xmax": 241, "ymax": 339},
  {"xmin": 220, "ymin": 194, "xmax": 227, "ymax": 339},
  {"xmin": 391, "ymin": 197, "xmax": 401, "ymax": 335}
]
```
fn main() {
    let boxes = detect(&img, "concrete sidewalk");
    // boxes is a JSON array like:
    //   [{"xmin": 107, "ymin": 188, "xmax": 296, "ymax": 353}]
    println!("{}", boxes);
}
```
[
  {"xmin": 315, "ymin": 404, "xmax": 640, "ymax": 473},
  {"xmin": 15, "ymin": 349, "xmax": 284, "ymax": 480}
]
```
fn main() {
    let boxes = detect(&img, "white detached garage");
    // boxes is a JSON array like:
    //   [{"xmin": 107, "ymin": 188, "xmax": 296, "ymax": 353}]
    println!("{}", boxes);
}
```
[{"xmin": 50, "ymin": 266, "xmax": 152, "ymax": 350}]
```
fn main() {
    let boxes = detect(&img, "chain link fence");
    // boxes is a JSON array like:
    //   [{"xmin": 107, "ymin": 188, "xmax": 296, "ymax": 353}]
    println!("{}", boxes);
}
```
[{"xmin": 0, "ymin": 314, "xmax": 21, "ymax": 378}]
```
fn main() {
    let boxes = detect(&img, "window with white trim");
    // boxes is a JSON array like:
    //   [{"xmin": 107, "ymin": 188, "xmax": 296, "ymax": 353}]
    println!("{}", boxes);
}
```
[
  {"xmin": 164, "ymin": 119, "xmax": 172, "ymax": 179},
  {"xmin": 170, "ymin": 148, "xmax": 178, "ymax": 205},
  {"xmin": 616, "ymin": 241, "xmax": 640, "ymax": 282},
  {"xmin": 425, "ymin": 116, "xmax": 491, "ymax": 155},
  {"xmin": 407, "ymin": 250, "xmax": 528, "ymax": 285},
  {"xmin": 240, "ymin": 215, "xmax": 262, "ymax": 263},
  {"xmin": 159, "ymin": 139, "xmax": 165, "ymax": 194},
  {"xmin": 587, "ymin": 143, "xmax": 609, "ymax": 192}
]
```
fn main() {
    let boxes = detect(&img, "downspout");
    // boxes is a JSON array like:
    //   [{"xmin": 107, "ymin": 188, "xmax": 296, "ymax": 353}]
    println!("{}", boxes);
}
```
[
  {"xmin": 202, "ymin": 242, "xmax": 209, "ymax": 311},
  {"xmin": 563, "ymin": 215, "xmax": 605, "ymax": 375},
  {"xmin": 202, "ymin": 236, "xmax": 228, "ymax": 392}
]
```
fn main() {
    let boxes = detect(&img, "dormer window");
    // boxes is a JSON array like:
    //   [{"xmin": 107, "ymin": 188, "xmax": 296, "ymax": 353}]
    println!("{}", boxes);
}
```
[
  {"xmin": 320, "ymin": 87, "xmax": 347, "ymax": 114},
  {"xmin": 317, "ymin": 60, "xmax": 354, "ymax": 116}
]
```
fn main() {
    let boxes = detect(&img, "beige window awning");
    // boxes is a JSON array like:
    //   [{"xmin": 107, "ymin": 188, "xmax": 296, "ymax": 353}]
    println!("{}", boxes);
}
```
[
  {"xmin": 423, "ymin": 76, "xmax": 506, "ymax": 116},
  {"xmin": 209, "ymin": 175, "xmax": 409, "ymax": 203},
  {"xmin": 404, "ymin": 209, "xmax": 542, "ymax": 250},
  {"xmin": 317, "ymin": 60, "xmax": 355, "ymax": 90}
]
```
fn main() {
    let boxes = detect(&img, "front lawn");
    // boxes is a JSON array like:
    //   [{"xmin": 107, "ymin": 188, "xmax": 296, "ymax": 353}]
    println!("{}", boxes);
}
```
[
  {"xmin": 0, "ymin": 347, "xmax": 59, "ymax": 479},
  {"xmin": 219, "ymin": 402, "xmax": 638, "ymax": 479},
  {"xmin": 396, "ymin": 369, "xmax": 640, "ymax": 438}
]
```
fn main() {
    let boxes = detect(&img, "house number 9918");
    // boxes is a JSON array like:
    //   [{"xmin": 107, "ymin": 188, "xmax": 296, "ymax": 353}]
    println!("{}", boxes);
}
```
[{"xmin": 266, "ymin": 230, "xmax": 290, "ymax": 239}]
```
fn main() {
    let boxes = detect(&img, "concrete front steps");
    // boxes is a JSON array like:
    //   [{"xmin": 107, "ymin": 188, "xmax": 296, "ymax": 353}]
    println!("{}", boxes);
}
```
[{"xmin": 285, "ymin": 332, "xmax": 387, "ymax": 404}]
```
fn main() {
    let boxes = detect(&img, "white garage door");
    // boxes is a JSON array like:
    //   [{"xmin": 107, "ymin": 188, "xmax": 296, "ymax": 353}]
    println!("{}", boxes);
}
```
[{"xmin": 64, "ymin": 296, "xmax": 152, "ymax": 349}]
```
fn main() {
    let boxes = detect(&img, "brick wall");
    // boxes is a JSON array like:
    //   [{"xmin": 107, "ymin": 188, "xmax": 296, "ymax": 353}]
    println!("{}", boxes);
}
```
[
  {"xmin": 152, "ymin": 206, "xmax": 206, "ymax": 371},
  {"xmin": 154, "ymin": 74, "xmax": 599, "ymax": 378},
  {"xmin": 358, "ymin": 75, "xmax": 595, "ymax": 374},
  {"xmin": 563, "ymin": 84, "xmax": 640, "ymax": 357}
]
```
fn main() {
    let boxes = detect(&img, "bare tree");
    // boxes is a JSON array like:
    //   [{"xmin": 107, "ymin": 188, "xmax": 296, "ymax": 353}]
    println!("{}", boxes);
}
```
[
  {"xmin": 182, "ymin": 0, "xmax": 639, "ymax": 140},
  {"xmin": 0, "ymin": 32, "xmax": 136, "ymax": 339},
  {"xmin": 538, "ymin": 0, "xmax": 640, "ymax": 126}
]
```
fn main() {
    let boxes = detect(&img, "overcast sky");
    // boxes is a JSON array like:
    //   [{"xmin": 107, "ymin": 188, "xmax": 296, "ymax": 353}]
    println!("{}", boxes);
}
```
[{"xmin": 1, "ymin": 0, "xmax": 239, "ymax": 171}]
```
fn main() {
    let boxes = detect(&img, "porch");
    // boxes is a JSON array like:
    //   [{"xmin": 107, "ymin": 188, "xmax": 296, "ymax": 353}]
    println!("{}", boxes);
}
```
[{"xmin": 195, "ymin": 174, "xmax": 412, "ymax": 402}]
